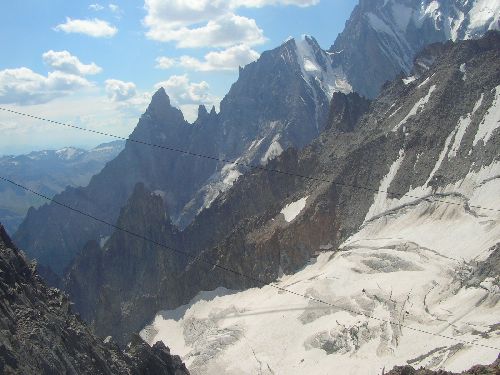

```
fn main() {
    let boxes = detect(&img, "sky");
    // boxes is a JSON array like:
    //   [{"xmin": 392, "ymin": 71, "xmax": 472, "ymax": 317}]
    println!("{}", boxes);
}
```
[{"xmin": 0, "ymin": 0, "xmax": 358, "ymax": 155}]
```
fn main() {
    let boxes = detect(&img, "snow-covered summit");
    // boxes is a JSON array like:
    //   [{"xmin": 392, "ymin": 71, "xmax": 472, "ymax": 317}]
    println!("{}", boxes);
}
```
[
  {"xmin": 294, "ymin": 35, "xmax": 352, "ymax": 99},
  {"xmin": 55, "ymin": 147, "xmax": 83, "ymax": 161}
]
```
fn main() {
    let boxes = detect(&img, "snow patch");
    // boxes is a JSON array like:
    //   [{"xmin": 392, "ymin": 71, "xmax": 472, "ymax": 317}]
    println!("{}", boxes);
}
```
[
  {"xmin": 393, "ymin": 85, "xmax": 436, "ymax": 131},
  {"xmin": 467, "ymin": 0, "xmax": 500, "ymax": 38},
  {"xmin": 447, "ymin": 94, "xmax": 484, "ymax": 158},
  {"xmin": 473, "ymin": 85, "xmax": 500, "ymax": 146},
  {"xmin": 281, "ymin": 196, "xmax": 308, "ymax": 222},
  {"xmin": 221, "ymin": 163, "xmax": 242, "ymax": 186},
  {"xmin": 403, "ymin": 76, "xmax": 417, "ymax": 85},
  {"xmin": 261, "ymin": 137, "xmax": 283, "ymax": 164},
  {"xmin": 365, "ymin": 149, "xmax": 405, "ymax": 222},
  {"xmin": 459, "ymin": 63, "xmax": 467, "ymax": 81},
  {"xmin": 56, "ymin": 147, "xmax": 81, "ymax": 160}
]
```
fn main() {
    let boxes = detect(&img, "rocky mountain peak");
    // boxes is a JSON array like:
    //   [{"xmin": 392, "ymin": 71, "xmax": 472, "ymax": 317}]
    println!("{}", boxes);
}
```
[
  {"xmin": 196, "ymin": 104, "xmax": 209, "ymax": 123},
  {"xmin": 144, "ymin": 87, "xmax": 185, "ymax": 123}
]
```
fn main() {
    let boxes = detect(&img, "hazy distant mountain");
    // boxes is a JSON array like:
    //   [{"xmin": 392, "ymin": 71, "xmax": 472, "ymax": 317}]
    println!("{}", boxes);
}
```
[{"xmin": 0, "ymin": 140, "xmax": 124, "ymax": 234}]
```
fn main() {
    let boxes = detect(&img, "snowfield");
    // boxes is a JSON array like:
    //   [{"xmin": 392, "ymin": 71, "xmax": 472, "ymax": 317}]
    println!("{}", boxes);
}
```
[
  {"xmin": 142, "ymin": 159, "xmax": 500, "ymax": 374},
  {"xmin": 281, "ymin": 196, "xmax": 308, "ymax": 223}
]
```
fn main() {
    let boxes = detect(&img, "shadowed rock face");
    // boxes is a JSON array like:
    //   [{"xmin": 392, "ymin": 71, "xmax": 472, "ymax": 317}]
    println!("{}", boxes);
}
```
[
  {"xmin": 326, "ymin": 92, "xmax": 371, "ymax": 132},
  {"xmin": 65, "ymin": 33, "xmax": 500, "ymax": 346},
  {"xmin": 0, "ymin": 224, "xmax": 190, "ymax": 375}
]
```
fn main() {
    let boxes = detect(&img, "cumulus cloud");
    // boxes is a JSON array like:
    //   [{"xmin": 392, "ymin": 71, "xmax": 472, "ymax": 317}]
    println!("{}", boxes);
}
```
[
  {"xmin": 146, "ymin": 13, "xmax": 265, "ymax": 48},
  {"xmin": 42, "ymin": 50, "xmax": 102, "ymax": 76},
  {"xmin": 155, "ymin": 74, "xmax": 211, "ymax": 104},
  {"xmin": 231, "ymin": 0, "xmax": 319, "ymax": 7},
  {"xmin": 0, "ymin": 68, "xmax": 91, "ymax": 105},
  {"xmin": 105, "ymin": 79, "xmax": 137, "ymax": 102},
  {"xmin": 155, "ymin": 56, "xmax": 176, "ymax": 69},
  {"xmin": 143, "ymin": 0, "xmax": 318, "ymax": 47},
  {"xmin": 157, "ymin": 44, "xmax": 259, "ymax": 71},
  {"xmin": 89, "ymin": 3, "xmax": 104, "ymax": 11},
  {"xmin": 54, "ymin": 18, "xmax": 118, "ymax": 38},
  {"xmin": 109, "ymin": 3, "xmax": 124, "ymax": 18}
]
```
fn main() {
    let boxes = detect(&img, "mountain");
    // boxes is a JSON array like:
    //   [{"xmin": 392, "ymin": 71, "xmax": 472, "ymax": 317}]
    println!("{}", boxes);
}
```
[
  {"xmin": 0, "ymin": 224, "xmax": 189, "ymax": 375},
  {"xmin": 68, "ymin": 30, "xmax": 500, "ymax": 363},
  {"xmin": 330, "ymin": 0, "xmax": 500, "ymax": 97},
  {"xmin": 13, "ymin": 35, "xmax": 351, "ymax": 275},
  {"xmin": 136, "ymin": 32, "xmax": 500, "ymax": 374},
  {"xmin": 14, "ymin": 0, "xmax": 500, "ymax": 279},
  {"xmin": 0, "ymin": 140, "xmax": 124, "ymax": 234}
]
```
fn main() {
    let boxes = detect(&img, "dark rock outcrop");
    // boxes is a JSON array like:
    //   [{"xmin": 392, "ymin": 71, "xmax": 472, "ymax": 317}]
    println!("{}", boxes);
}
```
[
  {"xmin": 326, "ymin": 92, "xmax": 371, "ymax": 132},
  {"xmin": 65, "ymin": 183, "xmax": 184, "ymax": 346},
  {"xmin": 0, "ymin": 224, "xmax": 189, "ymax": 374}
]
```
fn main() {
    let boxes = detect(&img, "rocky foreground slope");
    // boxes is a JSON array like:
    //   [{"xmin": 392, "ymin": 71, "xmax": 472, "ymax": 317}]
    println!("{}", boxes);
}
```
[{"xmin": 0, "ymin": 224, "xmax": 189, "ymax": 375}]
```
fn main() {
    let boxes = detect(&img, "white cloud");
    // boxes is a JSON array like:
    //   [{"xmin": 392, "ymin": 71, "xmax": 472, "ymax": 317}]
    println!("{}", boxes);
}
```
[
  {"xmin": 177, "ymin": 44, "xmax": 260, "ymax": 71},
  {"xmin": 144, "ymin": 0, "xmax": 228, "ymax": 30},
  {"xmin": 155, "ymin": 56, "xmax": 176, "ymax": 69},
  {"xmin": 155, "ymin": 74, "xmax": 210, "ymax": 103},
  {"xmin": 154, "ymin": 74, "xmax": 219, "ymax": 121},
  {"xmin": 231, "ymin": 0, "xmax": 319, "ymax": 7},
  {"xmin": 146, "ymin": 13, "xmax": 265, "ymax": 48},
  {"xmin": 143, "ymin": 0, "xmax": 318, "ymax": 47},
  {"xmin": 89, "ymin": 3, "xmax": 104, "ymax": 11},
  {"xmin": 0, "ymin": 68, "xmax": 92, "ymax": 105},
  {"xmin": 54, "ymin": 18, "xmax": 118, "ymax": 38},
  {"xmin": 105, "ymin": 79, "xmax": 137, "ymax": 102},
  {"xmin": 143, "ymin": 0, "xmax": 320, "ymax": 48},
  {"xmin": 0, "ymin": 93, "xmax": 145, "ymax": 155},
  {"xmin": 42, "ymin": 50, "xmax": 102, "ymax": 76},
  {"xmin": 109, "ymin": 3, "xmax": 124, "ymax": 18}
]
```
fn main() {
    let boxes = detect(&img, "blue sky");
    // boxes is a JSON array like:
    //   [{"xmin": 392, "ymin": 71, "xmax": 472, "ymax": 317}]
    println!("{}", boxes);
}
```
[{"xmin": 0, "ymin": 0, "xmax": 357, "ymax": 154}]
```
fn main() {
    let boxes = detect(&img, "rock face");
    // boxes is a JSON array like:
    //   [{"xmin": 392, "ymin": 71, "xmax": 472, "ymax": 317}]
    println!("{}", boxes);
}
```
[
  {"xmin": 64, "ymin": 183, "xmax": 185, "ymax": 345},
  {"xmin": 0, "ymin": 224, "xmax": 189, "ymax": 375},
  {"xmin": 67, "ymin": 32, "xmax": 500, "ymax": 352},
  {"xmin": 330, "ymin": 0, "xmax": 500, "ymax": 98},
  {"xmin": 0, "ymin": 140, "xmax": 124, "ymax": 234}
]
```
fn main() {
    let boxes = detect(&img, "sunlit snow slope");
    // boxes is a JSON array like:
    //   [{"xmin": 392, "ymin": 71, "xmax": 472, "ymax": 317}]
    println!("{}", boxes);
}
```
[
  {"xmin": 142, "ymin": 158, "xmax": 499, "ymax": 374},
  {"xmin": 140, "ymin": 34, "xmax": 500, "ymax": 374}
]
